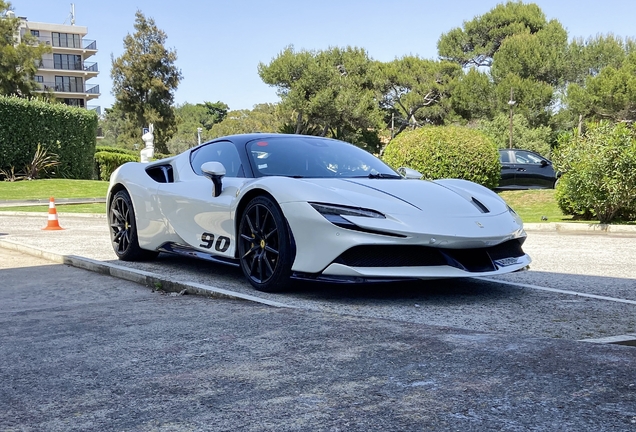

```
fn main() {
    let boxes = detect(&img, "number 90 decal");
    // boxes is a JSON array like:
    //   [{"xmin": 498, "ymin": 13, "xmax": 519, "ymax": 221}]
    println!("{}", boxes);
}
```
[{"xmin": 199, "ymin": 232, "xmax": 230, "ymax": 252}]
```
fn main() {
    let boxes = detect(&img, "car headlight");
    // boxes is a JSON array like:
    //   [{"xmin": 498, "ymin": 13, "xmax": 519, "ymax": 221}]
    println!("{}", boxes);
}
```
[
  {"xmin": 508, "ymin": 205, "xmax": 523, "ymax": 225},
  {"xmin": 310, "ymin": 203, "xmax": 385, "ymax": 219},
  {"xmin": 310, "ymin": 203, "xmax": 385, "ymax": 228}
]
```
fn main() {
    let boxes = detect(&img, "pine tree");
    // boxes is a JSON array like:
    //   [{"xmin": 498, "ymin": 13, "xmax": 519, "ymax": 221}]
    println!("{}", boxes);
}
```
[{"xmin": 111, "ymin": 10, "xmax": 182, "ymax": 153}]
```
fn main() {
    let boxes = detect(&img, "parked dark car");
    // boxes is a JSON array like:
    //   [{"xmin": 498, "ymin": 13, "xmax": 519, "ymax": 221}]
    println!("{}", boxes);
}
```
[{"xmin": 497, "ymin": 149, "xmax": 560, "ymax": 190}]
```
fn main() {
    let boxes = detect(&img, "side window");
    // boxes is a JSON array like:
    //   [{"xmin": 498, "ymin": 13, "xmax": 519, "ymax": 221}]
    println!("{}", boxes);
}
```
[
  {"xmin": 190, "ymin": 141, "xmax": 243, "ymax": 177},
  {"xmin": 499, "ymin": 151, "xmax": 511, "ymax": 163},
  {"xmin": 514, "ymin": 151, "xmax": 543, "ymax": 165}
]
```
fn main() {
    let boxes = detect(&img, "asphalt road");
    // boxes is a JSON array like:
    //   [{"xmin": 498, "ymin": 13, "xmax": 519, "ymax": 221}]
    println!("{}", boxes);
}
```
[{"xmin": 1, "ymin": 247, "xmax": 636, "ymax": 431}]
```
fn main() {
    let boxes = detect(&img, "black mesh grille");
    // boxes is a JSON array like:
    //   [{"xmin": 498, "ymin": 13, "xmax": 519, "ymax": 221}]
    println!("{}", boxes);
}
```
[
  {"xmin": 332, "ymin": 239, "xmax": 525, "ymax": 273},
  {"xmin": 334, "ymin": 245, "xmax": 448, "ymax": 267},
  {"xmin": 486, "ymin": 239, "xmax": 525, "ymax": 260}
]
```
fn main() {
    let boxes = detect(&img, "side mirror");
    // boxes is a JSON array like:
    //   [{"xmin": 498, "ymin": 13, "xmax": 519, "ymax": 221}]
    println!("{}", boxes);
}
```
[
  {"xmin": 397, "ymin": 166, "xmax": 423, "ymax": 179},
  {"xmin": 201, "ymin": 161, "xmax": 226, "ymax": 197},
  {"xmin": 540, "ymin": 160, "xmax": 548, "ymax": 167}
]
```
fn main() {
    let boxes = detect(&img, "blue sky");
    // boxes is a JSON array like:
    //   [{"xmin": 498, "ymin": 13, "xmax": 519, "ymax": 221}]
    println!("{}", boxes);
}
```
[{"xmin": 14, "ymin": 0, "xmax": 636, "ymax": 112}]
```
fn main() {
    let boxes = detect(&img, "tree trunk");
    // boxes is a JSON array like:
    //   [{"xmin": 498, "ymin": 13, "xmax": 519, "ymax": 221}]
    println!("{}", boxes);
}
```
[{"xmin": 295, "ymin": 112, "xmax": 304, "ymax": 134}]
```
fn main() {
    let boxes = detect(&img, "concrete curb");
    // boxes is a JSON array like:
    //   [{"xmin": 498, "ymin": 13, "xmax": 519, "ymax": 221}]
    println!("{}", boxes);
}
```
[
  {"xmin": 0, "ymin": 239, "xmax": 295, "ymax": 309},
  {"xmin": 524, "ymin": 222, "xmax": 636, "ymax": 234},
  {"xmin": 0, "ymin": 197, "xmax": 107, "ymax": 208},
  {"xmin": 0, "ymin": 211, "xmax": 107, "ymax": 218}
]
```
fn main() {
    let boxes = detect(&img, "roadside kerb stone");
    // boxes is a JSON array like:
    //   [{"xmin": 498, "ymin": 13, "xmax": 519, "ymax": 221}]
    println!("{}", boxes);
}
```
[
  {"xmin": 524, "ymin": 222, "xmax": 636, "ymax": 234},
  {"xmin": 0, "ymin": 238, "xmax": 294, "ymax": 309},
  {"xmin": 0, "ymin": 197, "xmax": 106, "ymax": 208}
]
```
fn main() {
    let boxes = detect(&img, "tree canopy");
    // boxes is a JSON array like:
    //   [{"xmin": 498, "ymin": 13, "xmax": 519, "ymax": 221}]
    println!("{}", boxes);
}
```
[
  {"xmin": 376, "ymin": 56, "xmax": 462, "ymax": 135},
  {"xmin": 566, "ymin": 52, "xmax": 636, "ymax": 123},
  {"xmin": 437, "ymin": 1, "xmax": 548, "ymax": 68},
  {"xmin": 110, "ymin": 10, "xmax": 182, "ymax": 153},
  {"xmin": 258, "ymin": 46, "xmax": 383, "ymax": 149},
  {"xmin": 209, "ymin": 103, "xmax": 284, "ymax": 138},
  {"xmin": 167, "ymin": 101, "xmax": 229, "ymax": 153},
  {"xmin": 0, "ymin": 1, "xmax": 50, "ymax": 97}
]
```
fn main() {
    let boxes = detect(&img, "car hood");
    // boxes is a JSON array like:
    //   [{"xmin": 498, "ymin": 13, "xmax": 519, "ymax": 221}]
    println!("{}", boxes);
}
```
[{"xmin": 292, "ymin": 178, "xmax": 508, "ymax": 217}]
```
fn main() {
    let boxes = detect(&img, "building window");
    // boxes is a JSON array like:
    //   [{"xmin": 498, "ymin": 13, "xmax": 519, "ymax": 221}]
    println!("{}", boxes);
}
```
[
  {"xmin": 53, "ymin": 54, "xmax": 82, "ymax": 70},
  {"xmin": 58, "ymin": 98, "xmax": 85, "ymax": 108},
  {"xmin": 30, "ymin": 30, "xmax": 40, "ymax": 37},
  {"xmin": 35, "ymin": 75, "xmax": 44, "ymax": 83},
  {"xmin": 52, "ymin": 32, "xmax": 81, "ymax": 48},
  {"xmin": 55, "ymin": 76, "xmax": 83, "ymax": 92}
]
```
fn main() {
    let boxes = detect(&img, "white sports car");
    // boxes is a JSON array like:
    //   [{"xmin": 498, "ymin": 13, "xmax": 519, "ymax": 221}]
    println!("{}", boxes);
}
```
[{"xmin": 107, "ymin": 133, "xmax": 531, "ymax": 292}]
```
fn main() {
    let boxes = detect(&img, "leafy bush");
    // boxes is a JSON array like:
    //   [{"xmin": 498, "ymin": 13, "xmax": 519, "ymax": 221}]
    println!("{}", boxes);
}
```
[
  {"xmin": 93, "ymin": 146, "xmax": 172, "ymax": 180},
  {"xmin": 95, "ymin": 145, "xmax": 137, "ymax": 155},
  {"xmin": 94, "ymin": 148, "xmax": 138, "ymax": 180},
  {"xmin": 382, "ymin": 125, "xmax": 501, "ymax": 189},
  {"xmin": 0, "ymin": 96, "xmax": 97, "ymax": 179},
  {"xmin": 553, "ymin": 121, "xmax": 636, "ymax": 223},
  {"xmin": 23, "ymin": 143, "xmax": 60, "ymax": 179}
]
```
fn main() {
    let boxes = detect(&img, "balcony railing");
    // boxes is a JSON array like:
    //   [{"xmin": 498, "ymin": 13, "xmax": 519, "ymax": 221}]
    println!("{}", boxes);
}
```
[
  {"xmin": 37, "ymin": 59, "xmax": 98, "ymax": 72},
  {"xmin": 37, "ymin": 81, "xmax": 100, "ymax": 94},
  {"xmin": 34, "ymin": 36, "xmax": 97, "ymax": 50},
  {"xmin": 88, "ymin": 105, "xmax": 102, "ymax": 116}
]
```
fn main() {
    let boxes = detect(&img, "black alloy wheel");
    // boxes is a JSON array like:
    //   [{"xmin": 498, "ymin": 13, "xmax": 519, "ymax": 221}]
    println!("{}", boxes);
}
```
[
  {"xmin": 238, "ymin": 196, "xmax": 293, "ymax": 292},
  {"xmin": 109, "ymin": 189, "xmax": 157, "ymax": 261}
]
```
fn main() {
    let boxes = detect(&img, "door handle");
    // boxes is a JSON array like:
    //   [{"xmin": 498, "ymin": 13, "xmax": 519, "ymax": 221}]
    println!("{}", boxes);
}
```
[{"xmin": 516, "ymin": 168, "xmax": 526, "ymax": 171}]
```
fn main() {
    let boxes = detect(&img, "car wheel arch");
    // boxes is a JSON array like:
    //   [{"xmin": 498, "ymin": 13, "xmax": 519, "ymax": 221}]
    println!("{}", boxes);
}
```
[
  {"xmin": 107, "ymin": 183, "xmax": 128, "ymax": 211},
  {"xmin": 234, "ymin": 188, "xmax": 296, "ymax": 261}
]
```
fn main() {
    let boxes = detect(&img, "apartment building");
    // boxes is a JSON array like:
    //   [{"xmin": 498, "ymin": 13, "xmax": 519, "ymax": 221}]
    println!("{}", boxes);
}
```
[{"xmin": 16, "ymin": 15, "xmax": 100, "ymax": 114}]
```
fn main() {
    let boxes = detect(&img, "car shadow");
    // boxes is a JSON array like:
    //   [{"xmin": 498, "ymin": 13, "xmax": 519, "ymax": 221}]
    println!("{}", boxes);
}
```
[
  {"xmin": 105, "ymin": 253, "xmax": 527, "ymax": 306},
  {"xmin": 103, "ymin": 252, "xmax": 636, "ymax": 308},
  {"xmin": 286, "ymin": 277, "xmax": 526, "ymax": 305}
]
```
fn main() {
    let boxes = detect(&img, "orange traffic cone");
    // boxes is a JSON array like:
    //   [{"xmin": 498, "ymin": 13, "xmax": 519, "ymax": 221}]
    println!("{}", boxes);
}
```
[{"xmin": 42, "ymin": 197, "xmax": 64, "ymax": 230}]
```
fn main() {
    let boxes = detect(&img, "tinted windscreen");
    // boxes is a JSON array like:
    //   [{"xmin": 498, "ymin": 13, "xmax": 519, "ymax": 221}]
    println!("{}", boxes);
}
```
[{"xmin": 246, "ymin": 137, "xmax": 400, "ymax": 179}]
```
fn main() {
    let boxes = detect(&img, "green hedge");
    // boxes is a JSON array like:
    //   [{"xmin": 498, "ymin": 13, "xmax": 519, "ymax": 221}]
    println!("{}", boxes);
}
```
[
  {"xmin": 94, "ymin": 148, "xmax": 138, "ymax": 180},
  {"xmin": 0, "ymin": 96, "xmax": 98, "ymax": 179},
  {"xmin": 382, "ymin": 126, "xmax": 501, "ymax": 189}
]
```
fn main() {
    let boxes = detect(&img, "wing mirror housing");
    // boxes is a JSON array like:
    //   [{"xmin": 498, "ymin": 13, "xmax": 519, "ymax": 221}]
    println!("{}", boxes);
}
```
[
  {"xmin": 201, "ymin": 161, "xmax": 226, "ymax": 197},
  {"xmin": 397, "ymin": 166, "xmax": 423, "ymax": 179}
]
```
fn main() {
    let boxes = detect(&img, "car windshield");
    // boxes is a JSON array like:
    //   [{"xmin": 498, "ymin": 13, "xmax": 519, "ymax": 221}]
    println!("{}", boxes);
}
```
[{"xmin": 246, "ymin": 136, "xmax": 400, "ymax": 179}]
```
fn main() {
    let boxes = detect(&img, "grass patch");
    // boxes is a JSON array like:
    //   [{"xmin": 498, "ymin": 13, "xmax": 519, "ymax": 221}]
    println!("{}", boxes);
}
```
[
  {"xmin": 0, "ymin": 179, "xmax": 108, "ymax": 201},
  {"xmin": 498, "ymin": 189, "xmax": 573, "ymax": 223}
]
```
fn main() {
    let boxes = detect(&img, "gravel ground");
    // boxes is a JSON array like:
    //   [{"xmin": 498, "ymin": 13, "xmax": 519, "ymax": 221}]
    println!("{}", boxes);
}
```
[{"xmin": 1, "ymin": 212, "xmax": 635, "ymax": 342}]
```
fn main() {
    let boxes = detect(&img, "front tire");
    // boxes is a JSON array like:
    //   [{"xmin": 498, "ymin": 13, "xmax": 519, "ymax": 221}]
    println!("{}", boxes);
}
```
[
  {"xmin": 238, "ymin": 196, "xmax": 293, "ymax": 292},
  {"xmin": 109, "ymin": 189, "xmax": 158, "ymax": 261}
]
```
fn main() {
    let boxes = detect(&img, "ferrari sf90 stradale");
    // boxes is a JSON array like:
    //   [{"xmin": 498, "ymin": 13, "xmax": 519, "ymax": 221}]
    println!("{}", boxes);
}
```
[{"xmin": 108, "ymin": 134, "xmax": 530, "ymax": 292}]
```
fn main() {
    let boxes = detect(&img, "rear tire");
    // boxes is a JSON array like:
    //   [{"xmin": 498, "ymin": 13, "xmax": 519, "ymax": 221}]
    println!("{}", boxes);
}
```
[
  {"xmin": 109, "ymin": 189, "xmax": 158, "ymax": 261},
  {"xmin": 238, "ymin": 196, "xmax": 293, "ymax": 292}
]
